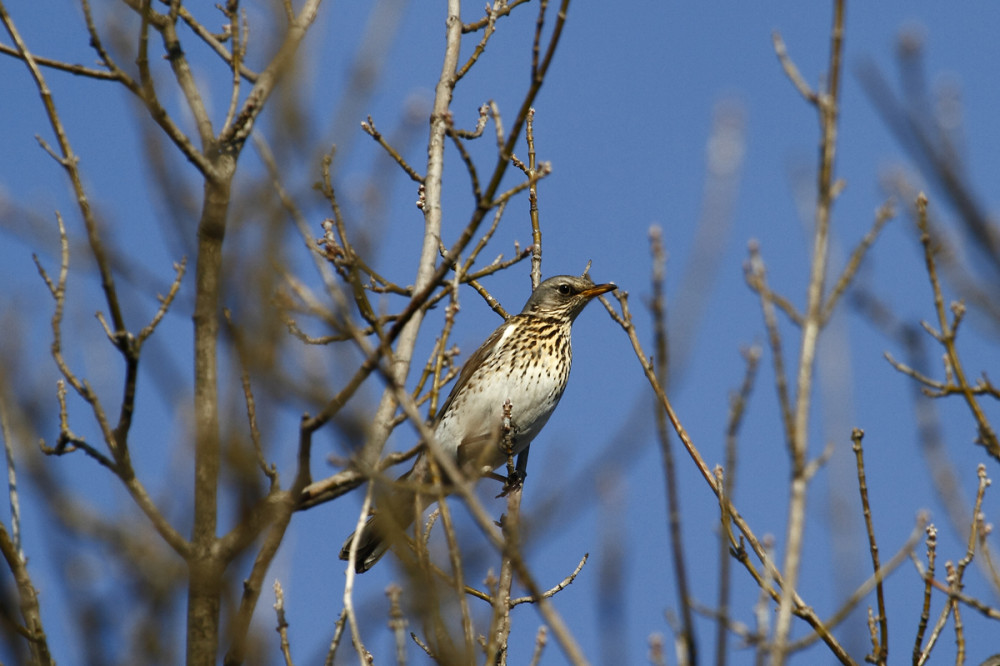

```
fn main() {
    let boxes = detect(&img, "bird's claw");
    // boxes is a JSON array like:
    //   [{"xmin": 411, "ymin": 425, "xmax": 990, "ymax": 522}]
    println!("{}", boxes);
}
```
[{"xmin": 496, "ymin": 469, "xmax": 525, "ymax": 497}]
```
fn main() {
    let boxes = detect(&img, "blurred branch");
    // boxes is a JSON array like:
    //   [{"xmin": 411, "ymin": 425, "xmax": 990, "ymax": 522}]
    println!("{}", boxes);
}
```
[
  {"xmin": 0, "ymin": 394, "xmax": 22, "ymax": 562},
  {"xmin": 0, "ymin": 520, "xmax": 52, "ymax": 665},
  {"xmin": 859, "ymin": 46, "xmax": 1000, "ymax": 282},
  {"xmin": 18, "ymin": 0, "xmax": 328, "ymax": 658},
  {"xmin": 0, "ymin": 388, "xmax": 51, "ymax": 664},
  {"xmin": 529, "ymin": 626, "xmax": 549, "ymax": 666},
  {"xmin": 669, "ymin": 100, "xmax": 746, "ymax": 382},
  {"xmin": 386, "ymin": 585, "xmax": 407, "ymax": 665}
]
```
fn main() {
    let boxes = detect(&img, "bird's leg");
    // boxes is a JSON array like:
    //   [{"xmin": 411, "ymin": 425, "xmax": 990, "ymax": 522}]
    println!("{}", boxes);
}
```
[
  {"xmin": 514, "ymin": 445, "xmax": 530, "ymax": 481},
  {"xmin": 497, "ymin": 467, "xmax": 525, "ymax": 497},
  {"xmin": 497, "ymin": 447, "xmax": 529, "ymax": 497}
]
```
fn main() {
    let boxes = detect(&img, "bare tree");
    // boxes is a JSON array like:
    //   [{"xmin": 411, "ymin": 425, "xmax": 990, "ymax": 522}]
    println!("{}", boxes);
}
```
[{"xmin": 0, "ymin": 0, "xmax": 998, "ymax": 664}]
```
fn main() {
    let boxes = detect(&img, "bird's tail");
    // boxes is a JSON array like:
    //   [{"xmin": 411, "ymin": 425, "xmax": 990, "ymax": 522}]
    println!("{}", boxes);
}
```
[{"xmin": 339, "ymin": 489, "xmax": 417, "ymax": 574}]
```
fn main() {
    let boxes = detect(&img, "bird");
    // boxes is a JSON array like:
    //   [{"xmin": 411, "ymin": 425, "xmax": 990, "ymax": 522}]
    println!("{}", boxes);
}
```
[{"xmin": 340, "ymin": 271, "xmax": 616, "ymax": 573}]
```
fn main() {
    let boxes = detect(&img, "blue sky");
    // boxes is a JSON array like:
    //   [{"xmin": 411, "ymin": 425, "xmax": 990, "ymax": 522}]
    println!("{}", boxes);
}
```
[{"xmin": 2, "ymin": 1, "xmax": 1000, "ymax": 664}]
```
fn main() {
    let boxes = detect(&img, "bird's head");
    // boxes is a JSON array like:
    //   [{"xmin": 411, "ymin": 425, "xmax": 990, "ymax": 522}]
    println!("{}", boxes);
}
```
[{"xmin": 520, "ymin": 274, "xmax": 617, "ymax": 320}]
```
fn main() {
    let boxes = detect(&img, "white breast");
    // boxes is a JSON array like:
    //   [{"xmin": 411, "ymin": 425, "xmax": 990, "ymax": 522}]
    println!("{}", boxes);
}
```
[{"xmin": 434, "ymin": 318, "xmax": 572, "ymax": 471}]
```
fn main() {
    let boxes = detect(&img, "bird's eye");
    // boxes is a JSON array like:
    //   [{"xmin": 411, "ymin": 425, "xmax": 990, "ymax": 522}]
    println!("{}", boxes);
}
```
[{"xmin": 557, "ymin": 283, "xmax": 572, "ymax": 296}]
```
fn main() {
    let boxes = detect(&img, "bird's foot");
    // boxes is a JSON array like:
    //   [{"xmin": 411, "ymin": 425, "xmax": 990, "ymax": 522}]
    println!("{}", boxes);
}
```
[{"xmin": 496, "ymin": 469, "xmax": 525, "ymax": 497}]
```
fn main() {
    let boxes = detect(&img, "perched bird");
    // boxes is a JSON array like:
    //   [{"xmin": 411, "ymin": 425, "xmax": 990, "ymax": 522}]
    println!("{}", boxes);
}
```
[{"xmin": 340, "ymin": 272, "xmax": 616, "ymax": 573}]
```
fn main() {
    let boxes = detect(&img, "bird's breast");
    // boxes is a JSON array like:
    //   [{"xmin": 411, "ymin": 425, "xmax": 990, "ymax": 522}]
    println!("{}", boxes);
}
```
[{"xmin": 433, "ymin": 317, "xmax": 573, "ymax": 470}]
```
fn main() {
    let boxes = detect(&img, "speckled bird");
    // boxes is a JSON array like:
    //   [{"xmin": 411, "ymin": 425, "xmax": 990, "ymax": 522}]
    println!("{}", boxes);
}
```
[{"xmin": 340, "ymin": 272, "xmax": 616, "ymax": 573}]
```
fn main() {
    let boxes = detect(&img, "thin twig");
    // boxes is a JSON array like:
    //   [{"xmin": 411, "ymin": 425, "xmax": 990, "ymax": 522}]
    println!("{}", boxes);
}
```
[
  {"xmin": 913, "ymin": 524, "xmax": 937, "ymax": 663},
  {"xmin": 528, "ymin": 626, "xmax": 549, "ymax": 666},
  {"xmin": 176, "ymin": 4, "xmax": 258, "ymax": 82},
  {"xmin": 821, "ymin": 200, "xmax": 895, "ymax": 324},
  {"xmin": 715, "ymin": 345, "xmax": 761, "ymax": 666},
  {"xmin": 915, "ymin": 193, "xmax": 1000, "ymax": 461},
  {"xmin": 851, "ymin": 428, "xmax": 887, "ymax": 664},
  {"xmin": 771, "ymin": 30, "xmax": 817, "ymax": 103},
  {"xmin": 455, "ymin": 2, "xmax": 497, "ymax": 81},
  {"xmin": 648, "ymin": 225, "xmax": 696, "ymax": 665},
  {"xmin": 363, "ymin": 115, "xmax": 424, "ymax": 183},
  {"xmin": 273, "ymin": 580, "xmax": 294, "ymax": 666},
  {"xmin": 323, "ymin": 609, "xmax": 348, "ymax": 666},
  {"xmin": 510, "ymin": 553, "xmax": 589, "ymax": 606},
  {"xmin": 462, "ymin": 0, "xmax": 532, "ymax": 32},
  {"xmin": 525, "ymin": 108, "xmax": 543, "ymax": 290},
  {"xmin": 224, "ymin": 309, "xmax": 276, "ymax": 483},
  {"xmin": 0, "ymin": 43, "xmax": 117, "ymax": 78},
  {"xmin": 745, "ymin": 243, "xmax": 796, "ymax": 445}
]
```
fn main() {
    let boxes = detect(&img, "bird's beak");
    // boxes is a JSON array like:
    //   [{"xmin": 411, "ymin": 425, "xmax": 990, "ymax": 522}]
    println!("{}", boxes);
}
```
[{"xmin": 580, "ymin": 283, "xmax": 616, "ymax": 299}]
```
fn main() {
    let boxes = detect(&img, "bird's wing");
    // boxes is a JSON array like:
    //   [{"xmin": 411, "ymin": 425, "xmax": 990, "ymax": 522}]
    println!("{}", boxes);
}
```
[
  {"xmin": 434, "ymin": 317, "xmax": 517, "ymax": 424},
  {"xmin": 456, "ymin": 432, "xmax": 500, "ymax": 469}
]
